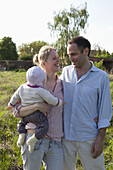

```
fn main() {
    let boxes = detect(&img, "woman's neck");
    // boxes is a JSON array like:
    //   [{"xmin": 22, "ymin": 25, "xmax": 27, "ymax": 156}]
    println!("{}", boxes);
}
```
[
  {"xmin": 45, "ymin": 72, "xmax": 57, "ymax": 92},
  {"xmin": 46, "ymin": 72, "xmax": 56, "ymax": 81}
]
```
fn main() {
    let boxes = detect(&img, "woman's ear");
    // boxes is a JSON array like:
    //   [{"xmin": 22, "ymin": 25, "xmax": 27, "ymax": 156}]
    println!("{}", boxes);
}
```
[
  {"xmin": 42, "ymin": 61, "xmax": 45, "ymax": 66},
  {"xmin": 41, "ymin": 61, "xmax": 46, "ymax": 70}
]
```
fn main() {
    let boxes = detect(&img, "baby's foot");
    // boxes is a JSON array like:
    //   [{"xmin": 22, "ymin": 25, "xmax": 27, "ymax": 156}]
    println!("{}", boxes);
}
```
[
  {"xmin": 26, "ymin": 134, "xmax": 38, "ymax": 153},
  {"xmin": 17, "ymin": 133, "xmax": 26, "ymax": 147}
]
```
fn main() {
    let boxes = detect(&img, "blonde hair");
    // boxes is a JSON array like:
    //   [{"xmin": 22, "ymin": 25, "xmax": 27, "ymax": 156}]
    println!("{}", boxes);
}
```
[{"xmin": 33, "ymin": 46, "xmax": 56, "ymax": 69}]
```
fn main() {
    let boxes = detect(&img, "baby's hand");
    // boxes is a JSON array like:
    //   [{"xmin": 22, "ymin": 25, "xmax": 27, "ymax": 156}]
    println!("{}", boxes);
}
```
[{"xmin": 62, "ymin": 101, "xmax": 66, "ymax": 105}]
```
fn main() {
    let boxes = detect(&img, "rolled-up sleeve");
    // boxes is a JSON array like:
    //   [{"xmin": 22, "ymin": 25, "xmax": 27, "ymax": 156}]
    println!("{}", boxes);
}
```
[
  {"xmin": 13, "ymin": 102, "xmax": 22, "ymax": 118},
  {"xmin": 98, "ymin": 74, "xmax": 112, "ymax": 129}
]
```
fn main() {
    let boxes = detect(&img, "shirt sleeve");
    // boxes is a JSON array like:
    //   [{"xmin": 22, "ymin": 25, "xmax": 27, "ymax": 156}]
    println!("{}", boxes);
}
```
[
  {"xmin": 13, "ymin": 102, "xmax": 22, "ymax": 118},
  {"xmin": 98, "ymin": 74, "xmax": 112, "ymax": 129},
  {"xmin": 8, "ymin": 86, "xmax": 21, "ymax": 108},
  {"xmin": 38, "ymin": 88, "xmax": 62, "ymax": 106}
]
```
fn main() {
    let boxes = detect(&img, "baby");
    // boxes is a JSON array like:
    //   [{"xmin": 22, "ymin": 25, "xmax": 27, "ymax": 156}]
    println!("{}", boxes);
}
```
[{"xmin": 8, "ymin": 66, "xmax": 65, "ymax": 153}]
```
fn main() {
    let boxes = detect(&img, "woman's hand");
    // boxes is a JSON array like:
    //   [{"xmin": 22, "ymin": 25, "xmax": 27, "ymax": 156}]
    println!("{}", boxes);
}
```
[{"xmin": 34, "ymin": 102, "xmax": 49, "ymax": 116}]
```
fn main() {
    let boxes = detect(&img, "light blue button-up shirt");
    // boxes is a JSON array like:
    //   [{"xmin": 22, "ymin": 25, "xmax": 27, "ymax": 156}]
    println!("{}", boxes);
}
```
[{"xmin": 60, "ymin": 63, "xmax": 112, "ymax": 141}]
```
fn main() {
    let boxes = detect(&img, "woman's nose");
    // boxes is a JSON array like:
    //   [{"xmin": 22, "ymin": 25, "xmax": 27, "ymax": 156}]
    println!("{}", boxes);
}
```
[{"xmin": 57, "ymin": 57, "xmax": 60, "ymax": 62}]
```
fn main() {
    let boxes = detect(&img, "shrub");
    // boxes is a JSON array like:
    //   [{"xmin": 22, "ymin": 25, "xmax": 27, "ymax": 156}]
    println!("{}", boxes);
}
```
[
  {"xmin": 18, "ymin": 54, "xmax": 33, "ymax": 60},
  {"xmin": 94, "ymin": 59, "xmax": 105, "ymax": 70}
]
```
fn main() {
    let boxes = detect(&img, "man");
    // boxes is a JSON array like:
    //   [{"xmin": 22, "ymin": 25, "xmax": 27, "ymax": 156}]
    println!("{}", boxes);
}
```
[{"xmin": 61, "ymin": 36, "xmax": 112, "ymax": 170}]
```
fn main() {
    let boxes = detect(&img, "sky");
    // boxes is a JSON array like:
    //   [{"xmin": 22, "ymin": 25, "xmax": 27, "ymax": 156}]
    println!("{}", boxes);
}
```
[{"xmin": 0, "ymin": 0, "xmax": 113, "ymax": 53}]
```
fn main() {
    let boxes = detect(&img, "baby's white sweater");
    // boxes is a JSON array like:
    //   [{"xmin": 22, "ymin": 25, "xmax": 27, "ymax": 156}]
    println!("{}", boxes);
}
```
[{"xmin": 8, "ymin": 84, "xmax": 62, "ymax": 108}]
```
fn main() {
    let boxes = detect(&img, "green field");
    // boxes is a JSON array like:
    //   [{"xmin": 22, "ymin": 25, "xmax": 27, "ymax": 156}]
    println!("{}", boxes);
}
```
[{"xmin": 0, "ymin": 70, "xmax": 113, "ymax": 170}]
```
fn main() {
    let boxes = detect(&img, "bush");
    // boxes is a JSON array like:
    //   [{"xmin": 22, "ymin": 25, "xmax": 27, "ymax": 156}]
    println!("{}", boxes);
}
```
[
  {"xmin": 95, "ymin": 54, "xmax": 113, "ymax": 59},
  {"xmin": 18, "ymin": 54, "xmax": 33, "ymax": 60},
  {"xmin": 104, "ymin": 128, "xmax": 113, "ymax": 169},
  {"xmin": 94, "ymin": 59, "xmax": 105, "ymax": 70}
]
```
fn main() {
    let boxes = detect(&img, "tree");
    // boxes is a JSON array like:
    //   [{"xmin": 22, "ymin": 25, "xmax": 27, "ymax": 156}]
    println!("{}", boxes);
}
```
[
  {"xmin": 48, "ymin": 3, "xmax": 89, "ymax": 66},
  {"xmin": 0, "ymin": 37, "xmax": 18, "ymax": 60},
  {"xmin": 18, "ymin": 41, "xmax": 48, "ymax": 60}
]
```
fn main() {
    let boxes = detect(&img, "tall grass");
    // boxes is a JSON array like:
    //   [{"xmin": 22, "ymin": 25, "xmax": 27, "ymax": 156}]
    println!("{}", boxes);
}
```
[{"xmin": 0, "ymin": 70, "xmax": 113, "ymax": 169}]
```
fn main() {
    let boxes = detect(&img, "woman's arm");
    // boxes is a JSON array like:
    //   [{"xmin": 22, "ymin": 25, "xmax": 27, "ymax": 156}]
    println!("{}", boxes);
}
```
[{"xmin": 19, "ymin": 102, "xmax": 49, "ymax": 117}]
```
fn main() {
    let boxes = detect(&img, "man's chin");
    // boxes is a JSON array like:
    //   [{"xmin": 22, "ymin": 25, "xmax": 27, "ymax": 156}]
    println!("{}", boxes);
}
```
[{"xmin": 72, "ymin": 63, "xmax": 78, "ymax": 68}]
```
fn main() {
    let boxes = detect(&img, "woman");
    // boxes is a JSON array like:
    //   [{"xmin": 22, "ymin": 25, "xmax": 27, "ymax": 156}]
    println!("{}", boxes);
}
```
[{"xmin": 13, "ymin": 46, "xmax": 64, "ymax": 170}]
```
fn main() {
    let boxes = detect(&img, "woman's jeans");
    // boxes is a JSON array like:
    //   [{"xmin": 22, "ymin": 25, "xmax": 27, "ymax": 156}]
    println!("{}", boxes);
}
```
[{"xmin": 21, "ymin": 133, "xmax": 63, "ymax": 170}]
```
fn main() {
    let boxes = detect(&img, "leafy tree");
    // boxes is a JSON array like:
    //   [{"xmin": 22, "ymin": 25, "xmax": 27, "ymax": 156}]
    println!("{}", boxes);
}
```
[
  {"xmin": 0, "ymin": 37, "xmax": 18, "ymax": 60},
  {"xmin": 48, "ymin": 3, "xmax": 89, "ymax": 65},
  {"xmin": 18, "ymin": 41, "xmax": 48, "ymax": 60}
]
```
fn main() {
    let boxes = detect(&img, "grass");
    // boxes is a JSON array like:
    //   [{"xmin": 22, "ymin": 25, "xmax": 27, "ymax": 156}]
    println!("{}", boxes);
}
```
[{"xmin": 0, "ymin": 70, "xmax": 113, "ymax": 169}]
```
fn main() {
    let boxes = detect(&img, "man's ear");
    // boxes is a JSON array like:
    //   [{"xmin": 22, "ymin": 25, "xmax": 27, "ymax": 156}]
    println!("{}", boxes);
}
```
[{"xmin": 84, "ymin": 47, "xmax": 89, "ymax": 56}]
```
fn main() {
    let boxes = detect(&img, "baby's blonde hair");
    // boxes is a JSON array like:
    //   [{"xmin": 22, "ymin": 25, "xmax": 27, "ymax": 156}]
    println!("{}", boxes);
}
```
[{"xmin": 33, "ymin": 46, "xmax": 56, "ymax": 69}]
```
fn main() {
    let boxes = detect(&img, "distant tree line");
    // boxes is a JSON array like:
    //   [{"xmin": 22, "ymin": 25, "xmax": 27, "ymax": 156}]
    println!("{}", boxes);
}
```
[
  {"xmin": 0, "ymin": 37, "xmax": 48, "ymax": 61},
  {"xmin": 18, "ymin": 41, "xmax": 48, "ymax": 60},
  {"xmin": 0, "ymin": 36, "xmax": 112, "ymax": 63},
  {"xmin": 91, "ymin": 44, "xmax": 113, "ymax": 59}
]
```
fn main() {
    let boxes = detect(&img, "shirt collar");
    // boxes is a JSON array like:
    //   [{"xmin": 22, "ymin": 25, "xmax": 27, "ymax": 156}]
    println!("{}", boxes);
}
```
[
  {"xmin": 90, "ymin": 61, "xmax": 100, "ymax": 72},
  {"xmin": 71, "ymin": 61, "xmax": 99, "ymax": 72}
]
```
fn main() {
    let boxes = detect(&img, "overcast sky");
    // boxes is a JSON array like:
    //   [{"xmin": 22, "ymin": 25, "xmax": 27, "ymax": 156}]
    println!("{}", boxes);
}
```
[{"xmin": 0, "ymin": 0, "xmax": 113, "ymax": 53}]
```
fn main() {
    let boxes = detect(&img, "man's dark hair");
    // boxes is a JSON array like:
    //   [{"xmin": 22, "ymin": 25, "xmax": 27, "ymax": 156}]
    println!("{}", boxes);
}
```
[{"xmin": 68, "ymin": 36, "xmax": 91, "ymax": 56}]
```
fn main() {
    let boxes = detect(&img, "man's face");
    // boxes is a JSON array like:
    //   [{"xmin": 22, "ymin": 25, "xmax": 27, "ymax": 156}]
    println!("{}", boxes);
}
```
[{"xmin": 67, "ymin": 43, "xmax": 88, "ymax": 68}]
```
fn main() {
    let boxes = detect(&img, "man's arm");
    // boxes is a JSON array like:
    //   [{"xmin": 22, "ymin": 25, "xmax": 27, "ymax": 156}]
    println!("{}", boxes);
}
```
[
  {"xmin": 91, "ymin": 128, "xmax": 106, "ymax": 159},
  {"xmin": 91, "ymin": 74, "xmax": 112, "ymax": 159}
]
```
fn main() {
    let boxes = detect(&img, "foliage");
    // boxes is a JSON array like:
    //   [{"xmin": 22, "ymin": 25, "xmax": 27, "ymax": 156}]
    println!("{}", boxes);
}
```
[
  {"xmin": 104, "ymin": 128, "xmax": 113, "ymax": 169},
  {"xmin": 95, "ymin": 53, "xmax": 113, "ymax": 59},
  {"xmin": 0, "ymin": 115, "xmax": 23, "ymax": 170},
  {"xmin": 0, "ymin": 71, "xmax": 26, "ymax": 169},
  {"xmin": 48, "ymin": 3, "xmax": 89, "ymax": 65},
  {"xmin": 0, "ymin": 37, "xmax": 18, "ymax": 60},
  {"xmin": 18, "ymin": 41, "xmax": 48, "ymax": 60},
  {"xmin": 91, "ymin": 44, "xmax": 113, "ymax": 58},
  {"xmin": 0, "ymin": 70, "xmax": 113, "ymax": 169},
  {"xmin": 110, "ymin": 81, "xmax": 113, "ymax": 109},
  {"xmin": 94, "ymin": 59, "xmax": 105, "ymax": 70},
  {"xmin": 19, "ymin": 54, "xmax": 33, "ymax": 60}
]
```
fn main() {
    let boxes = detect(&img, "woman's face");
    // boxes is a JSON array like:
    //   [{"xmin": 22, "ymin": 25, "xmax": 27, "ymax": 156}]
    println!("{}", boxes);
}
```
[{"xmin": 43, "ymin": 50, "xmax": 60, "ymax": 73}]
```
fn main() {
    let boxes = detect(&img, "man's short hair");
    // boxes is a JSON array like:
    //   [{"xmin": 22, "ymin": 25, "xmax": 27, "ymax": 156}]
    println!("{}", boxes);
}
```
[{"xmin": 68, "ymin": 36, "xmax": 91, "ymax": 56}]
